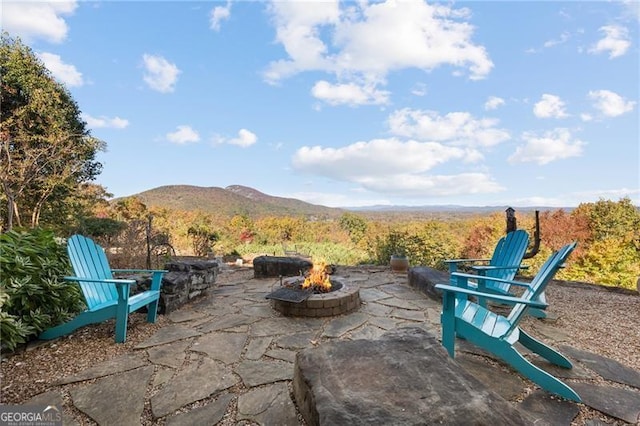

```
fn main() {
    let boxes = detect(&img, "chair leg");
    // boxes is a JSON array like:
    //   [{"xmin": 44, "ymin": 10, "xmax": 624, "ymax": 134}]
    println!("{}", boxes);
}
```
[
  {"xmin": 114, "ymin": 284, "xmax": 130, "ymax": 343},
  {"xmin": 493, "ymin": 340, "xmax": 581, "ymax": 402},
  {"xmin": 146, "ymin": 298, "xmax": 160, "ymax": 323},
  {"xmin": 518, "ymin": 329, "xmax": 572, "ymax": 368},
  {"xmin": 441, "ymin": 292, "xmax": 456, "ymax": 358}
]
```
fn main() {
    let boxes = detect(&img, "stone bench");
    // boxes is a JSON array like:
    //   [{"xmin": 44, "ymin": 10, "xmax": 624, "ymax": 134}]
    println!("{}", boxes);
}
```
[
  {"xmin": 253, "ymin": 255, "xmax": 312, "ymax": 278},
  {"xmin": 407, "ymin": 266, "xmax": 449, "ymax": 301}
]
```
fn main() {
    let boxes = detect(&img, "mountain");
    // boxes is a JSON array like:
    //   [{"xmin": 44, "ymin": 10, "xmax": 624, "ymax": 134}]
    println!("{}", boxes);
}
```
[{"xmin": 128, "ymin": 185, "xmax": 343, "ymax": 218}]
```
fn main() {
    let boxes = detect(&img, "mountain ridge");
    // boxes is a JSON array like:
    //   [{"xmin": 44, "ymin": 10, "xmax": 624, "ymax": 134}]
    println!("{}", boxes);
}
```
[{"xmin": 118, "ymin": 184, "xmax": 571, "ymax": 217}]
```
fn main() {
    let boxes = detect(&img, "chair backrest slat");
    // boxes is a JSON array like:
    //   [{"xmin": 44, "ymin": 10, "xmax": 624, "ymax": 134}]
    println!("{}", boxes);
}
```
[
  {"xmin": 67, "ymin": 235, "xmax": 118, "ymax": 310},
  {"xmin": 486, "ymin": 230, "xmax": 530, "ymax": 288},
  {"xmin": 507, "ymin": 242, "xmax": 576, "ymax": 325}
]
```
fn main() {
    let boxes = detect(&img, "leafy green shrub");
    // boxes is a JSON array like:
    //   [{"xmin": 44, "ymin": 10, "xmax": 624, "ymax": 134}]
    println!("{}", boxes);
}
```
[{"xmin": 0, "ymin": 228, "xmax": 84, "ymax": 351}]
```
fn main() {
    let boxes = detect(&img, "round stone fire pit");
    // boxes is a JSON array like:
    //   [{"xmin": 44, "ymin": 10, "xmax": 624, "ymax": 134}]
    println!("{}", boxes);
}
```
[{"xmin": 270, "ymin": 277, "xmax": 360, "ymax": 317}]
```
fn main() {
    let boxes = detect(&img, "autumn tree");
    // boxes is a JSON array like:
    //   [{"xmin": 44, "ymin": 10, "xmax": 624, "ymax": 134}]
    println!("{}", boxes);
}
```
[
  {"xmin": 0, "ymin": 33, "xmax": 104, "ymax": 230},
  {"xmin": 339, "ymin": 212, "xmax": 368, "ymax": 245}
]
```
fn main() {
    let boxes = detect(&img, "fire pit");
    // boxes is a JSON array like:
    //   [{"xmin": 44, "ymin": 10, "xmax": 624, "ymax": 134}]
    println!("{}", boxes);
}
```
[{"xmin": 266, "ymin": 261, "xmax": 360, "ymax": 317}]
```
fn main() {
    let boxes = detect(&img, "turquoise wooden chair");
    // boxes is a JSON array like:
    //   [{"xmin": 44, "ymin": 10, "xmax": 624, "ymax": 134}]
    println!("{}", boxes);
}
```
[
  {"xmin": 444, "ymin": 230, "xmax": 547, "ymax": 317},
  {"xmin": 39, "ymin": 235, "xmax": 167, "ymax": 343},
  {"xmin": 435, "ymin": 243, "xmax": 580, "ymax": 402}
]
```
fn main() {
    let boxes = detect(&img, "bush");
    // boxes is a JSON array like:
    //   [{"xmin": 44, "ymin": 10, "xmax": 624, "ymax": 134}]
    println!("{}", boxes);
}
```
[{"xmin": 0, "ymin": 228, "xmax": 84, "ymax": 351}]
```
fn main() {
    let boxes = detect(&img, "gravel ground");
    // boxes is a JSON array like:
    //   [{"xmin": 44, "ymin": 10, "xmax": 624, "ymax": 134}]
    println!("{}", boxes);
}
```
[{"xmin": 1, "ymin": 268, "xmax": 638, "ymax": 425}]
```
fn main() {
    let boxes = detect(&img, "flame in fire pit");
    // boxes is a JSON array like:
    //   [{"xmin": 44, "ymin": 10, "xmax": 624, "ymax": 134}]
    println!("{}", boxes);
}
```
[{"xmin": 302, "ymin": 259, "xmax": 332, "ymax": 293}]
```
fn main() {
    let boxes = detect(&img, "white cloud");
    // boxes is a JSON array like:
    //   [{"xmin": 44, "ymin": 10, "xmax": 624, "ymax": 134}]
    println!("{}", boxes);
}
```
[
  {"xmin": 293, "ymin": 138, "xmax": 466, "ymax": 180},
  {"xmin": 358, "ymin": 173, "xmax": 504, "ymax": 197},
  {"xmin": 166, "ymin": 125, "xmax": 200, "ymax": 144},
  {"xmin": 264, "ymin": 1, "xmax": 492, "ymax": 102},
  {"xmin": 82, "ymin": 114, "xmax": 129, "ymax": 129},
  {"xmin": 289, "ymin": 191, "xmax": 391, "ymax": 208},
  {"xmin": 588, "ymin": 89, "xmax": 636, "ymax": 117},
  {"xmin": 311, "ymin": 80, "xmax": 390, "ymax": 106},
  {"xmin": 533, "ymin": 94, "xmax": 569, "ymax": 118},
  {"xmin": 387, "ymin": 108, "xmax": 510, "ymax": 147},
  {"xmin": 142, "ymin": 54, "xmax": 181, "ymax": 93},
  {"xmin": 411, "ymin": 83, "xmax": 428, "ymax": 97},
  {"xmin": 589, "ymin": 25, "xmax": 631, "ymax": 58},
  {"xmin": 291, "ymin": 137, "xmax": 502, "ymax": 197},
  {"xmin": 580, "ymin": 113, "xmax": 593, "ymax": 122},
  {"xmin": 513, "ymin": 188, "xmax": 640, "ymax": 208},
  {"xmin": 509, "ymin": 128, "xmax": 585, "ymax": 165},
  {"xmin": 484, "ymin": 96, "xmax": 505, "ymax": 110},
  {"xmin": 214, "ymin": 129, "xmax": 258, "ymax": 148},
  {"xmin": 37, "ymin": 52, "xmax": 83, "ymax": 87},
  {"xmin": 229, "ymin": 129, "xmax": 258, "ymax": 147},
  {"xmin": 543, "ymin": 31, "xmax": 570, "ymax": 48},
  {"xmin": 210, "ymin": 2, "xmax": 231, "ymax": 31},
  {"xmin": 1, "ymin": 1, "xmax": 77, "ymax": 43}
]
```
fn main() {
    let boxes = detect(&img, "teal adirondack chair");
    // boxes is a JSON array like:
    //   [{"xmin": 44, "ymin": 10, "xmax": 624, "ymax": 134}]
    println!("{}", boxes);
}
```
[
  {"xmin": 39, "ymin": 235, "xmax": 167, "ymax": 343},
  {"xmin": 435, "ymin": 242, "xmax": 580, "ymax": 402},
  {"xmin": 444, "ymin": 230, "xmax": 547, "ymax": 317}
]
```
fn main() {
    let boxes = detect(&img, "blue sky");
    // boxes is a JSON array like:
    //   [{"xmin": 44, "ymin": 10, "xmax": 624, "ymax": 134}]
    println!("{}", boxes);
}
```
[{"xmin": 3, "ymin": 1, "xmax": 639, "ymax": 208}]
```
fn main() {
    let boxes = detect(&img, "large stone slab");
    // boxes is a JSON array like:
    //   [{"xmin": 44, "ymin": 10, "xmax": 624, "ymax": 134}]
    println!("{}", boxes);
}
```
[
  {"xmin": 147, "ymin": 339, "xmax": 191, "ymax": 368},
  {"xmin": 293, "ymin": 326, "xmax": 532, "ymax": 426},
  {"xmin": 408, "ymin": 266, "xmax": 449, "ymax": 301},
  {"xmin": 71, "ymin": 366, "xmax": 154, "ymax": 426}
]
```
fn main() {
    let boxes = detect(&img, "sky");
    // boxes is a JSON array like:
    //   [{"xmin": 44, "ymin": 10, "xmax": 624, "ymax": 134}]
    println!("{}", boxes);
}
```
[{"xmin": 2, "ymin": 1, "xmax": 639, "ymax": 208}]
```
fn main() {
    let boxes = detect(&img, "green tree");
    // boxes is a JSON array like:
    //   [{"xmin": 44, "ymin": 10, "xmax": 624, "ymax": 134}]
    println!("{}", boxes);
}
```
[
  {"xmin": 0, "ymin": 33, "xmax": 104, "ymax": 230},
  {"xmin": 339, "ymin": 212, "xmax": 368, "ymax": 245}
]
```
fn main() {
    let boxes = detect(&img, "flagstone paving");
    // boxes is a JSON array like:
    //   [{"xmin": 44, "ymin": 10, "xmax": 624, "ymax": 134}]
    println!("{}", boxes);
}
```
[{"xmin": 25, "ymin": 264, "xmax": 640, "ymax": 425}]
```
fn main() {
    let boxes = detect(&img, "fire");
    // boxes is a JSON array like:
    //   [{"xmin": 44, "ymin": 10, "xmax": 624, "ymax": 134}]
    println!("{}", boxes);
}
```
[{"xmin": 302, "ymin": 259, "xmax": 332, "ymax": 293}]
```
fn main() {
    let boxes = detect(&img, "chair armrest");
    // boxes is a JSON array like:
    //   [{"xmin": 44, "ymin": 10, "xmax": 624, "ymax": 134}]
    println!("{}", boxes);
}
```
[
  {"xmin": 435, "ymin": 284, "xmax": 548, "ymax": 309},
  {"xmin": 444, "ymin": 258, "xmax": 490, "ymax": 264},
  {"xmin": 472, "ymin": 264, "xmax": 522, "ymax": 272},
  {"xmin": 451, "ymin": 272, "xmax": 533, "ymax": 288},
  {"xmin": 112, "ymin": 269, "xmax": 168, "ymax": 274},
  {"xmin": 63, "ymin": 276, "xmax": 136, "ymax": 286}
]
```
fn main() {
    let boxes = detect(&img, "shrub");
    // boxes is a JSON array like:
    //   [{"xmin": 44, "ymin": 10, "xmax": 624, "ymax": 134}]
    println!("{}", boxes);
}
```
[{"xmin": 0, "ymin": 228, "xmax": 84, "ymax": 351}]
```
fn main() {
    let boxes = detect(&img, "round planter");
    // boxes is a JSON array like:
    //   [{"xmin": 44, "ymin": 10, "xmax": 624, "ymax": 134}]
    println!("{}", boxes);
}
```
[{"xmin": 390, "ymin": 255, "xmax": 409, "ymax": 273}]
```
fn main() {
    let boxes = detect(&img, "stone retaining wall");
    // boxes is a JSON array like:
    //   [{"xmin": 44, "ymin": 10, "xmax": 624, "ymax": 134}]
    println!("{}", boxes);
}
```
[{"xmin": 132, "ymin": 259, "xmax": 219, "ymax": 314}]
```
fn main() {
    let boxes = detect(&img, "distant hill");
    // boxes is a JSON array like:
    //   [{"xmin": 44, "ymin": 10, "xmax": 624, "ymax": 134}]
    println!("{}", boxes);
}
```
[{"xmin": 126, "ymin": 185, "xmax": 343, "ymax": 218}]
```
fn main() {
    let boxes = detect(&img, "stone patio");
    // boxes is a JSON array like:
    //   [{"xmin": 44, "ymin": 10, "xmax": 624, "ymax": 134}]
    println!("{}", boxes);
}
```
[{"xmin": 23, "ymin": 264, "xmax": 640, "ymax": 425}]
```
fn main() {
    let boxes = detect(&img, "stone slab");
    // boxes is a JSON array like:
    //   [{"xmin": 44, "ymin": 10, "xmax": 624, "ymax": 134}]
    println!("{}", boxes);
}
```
[
  {"xmin": 455, "ymin": 353, "xmax": 526, "ymax": 400},
  {"xmin": 237, "ymin": 382, "xmax": 298, "ymax": 425},
  {"xmin": 165, "ymin": 393, "xmax": 233, "ymax": 426},
  {"xmin": 151, "ymin": 357, "xmax": 238, "ymax": 418},
  {"xmin": 245, "ymin": 336, "xmax": 272, "ymax": 360},
  {"xmin": 293, "ymin": 326, "xmax": 532, "ymax": 426},
  {"xmin": 192, "ymin": 332, "xmax": 247, "ymax": 364},
  {"xmin": 134, "ymin": 325, "xmax": 201, "ymax": 349},
  {"xmin": 322, "ymin": 312, "xmax": 368, "ymax": 338},
  {"xmin": 570, "ymin": 383, "xmax": 640, "ymax": 424},
  {"xmin": 275, "ymin": 332, "xmax": 318, "ymax": 350},
  {"xmin": 235, "ymin": 360, "xmax": 294, "ymax": 387},
  {"xmin": 147, "ymin": 339, "xmax": 191, "ymax": 369},
  {"xmin": 560, "ymin": 345, "xmax": 640, "ymax": 389},
  {"xmin": 518, "ymin": 390, "xmax": 580, "ymax": 426},
  {"xmin": 197, "ymin": 313, "xmax": 257, "ymax": 333},
  {"xmin": 55, "ymin": 353, "xmax": 147, "ymax": 385},
  {"xmin": 71, "ymin": 366, "xmax": 153, "ymax": 426}
]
